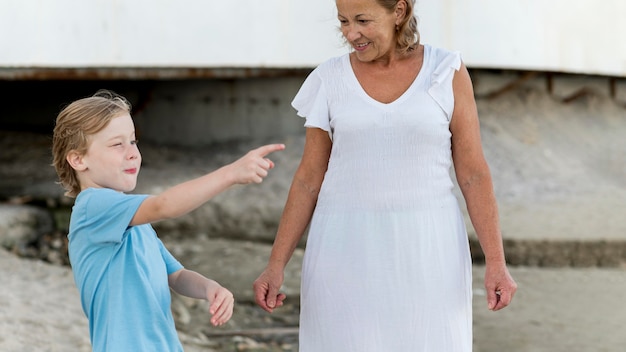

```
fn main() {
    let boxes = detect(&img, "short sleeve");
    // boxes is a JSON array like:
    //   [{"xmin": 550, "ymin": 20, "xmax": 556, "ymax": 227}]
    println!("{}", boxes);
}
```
[
  {"xmin": 72, "ymin": 188, "xmax": 149, "ymax": 244},
  {"xmin": 158, "ymin": 239, "xmax": 184, "ymax": 275},
  {"xmin": 427, "ymin": 50, "xmax": 462, "ymax": 121},
  {"xmin": 291, "ymin": 68, "xmax": 331, "ymax": 132}
]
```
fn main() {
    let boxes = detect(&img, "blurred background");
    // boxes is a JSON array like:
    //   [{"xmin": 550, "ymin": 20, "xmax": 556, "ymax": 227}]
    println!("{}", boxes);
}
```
[
  {"xmin": 1, "ymin": 0, "xmax": 624, "ymax": 144},
  {"xmin": 1, "ymin": 1, "xmax": 625, "ymax": 351}
]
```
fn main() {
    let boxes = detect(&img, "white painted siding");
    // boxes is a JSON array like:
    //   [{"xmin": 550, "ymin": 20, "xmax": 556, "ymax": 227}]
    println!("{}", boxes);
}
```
[{"xmin": 1, "ymin": 0, "xmax": 623, "ymax": 76}]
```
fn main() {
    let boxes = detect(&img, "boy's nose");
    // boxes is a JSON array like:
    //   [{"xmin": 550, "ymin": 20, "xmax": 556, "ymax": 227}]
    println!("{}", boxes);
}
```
[{"xmin": 128, "ymin": 145, "xmax": 140, "ymax": 159}]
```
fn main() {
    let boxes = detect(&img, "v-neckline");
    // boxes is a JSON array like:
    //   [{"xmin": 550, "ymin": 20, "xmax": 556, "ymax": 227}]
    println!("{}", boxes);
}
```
[{"xmin": 344, "ymin": 44, "xmax": 429, "ymax": 109}]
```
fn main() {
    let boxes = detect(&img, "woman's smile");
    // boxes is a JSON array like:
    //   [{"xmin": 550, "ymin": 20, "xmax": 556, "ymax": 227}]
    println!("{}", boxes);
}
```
[{"xmin": 353, "ymin": 41, "xmax": 371, "ymax": 51}]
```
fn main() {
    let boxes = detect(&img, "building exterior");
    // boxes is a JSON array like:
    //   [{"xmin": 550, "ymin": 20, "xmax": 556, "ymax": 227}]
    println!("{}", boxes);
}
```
[
  {"xmin": 2, "ymin": 0, "xmax": 623, "ymax": 77},
  {"xmin": 1, "ymin": 0, "xmax": 623, "ymax": 145}
]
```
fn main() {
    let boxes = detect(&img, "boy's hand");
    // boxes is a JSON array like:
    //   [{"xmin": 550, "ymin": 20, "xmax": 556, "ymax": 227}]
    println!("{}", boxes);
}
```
[
  {"xmin": 231, "ymin": 144, "xmax": 285, "ymax": 184},
  {"xmin": 207, "ymin": 285, "xmax": 235, "ymax": 326}
]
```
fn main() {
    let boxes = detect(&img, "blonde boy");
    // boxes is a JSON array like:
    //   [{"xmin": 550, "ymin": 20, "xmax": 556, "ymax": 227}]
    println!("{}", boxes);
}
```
[{"xmin": 52, "ymin": 90, "xmax": 284, "ymax": 351}]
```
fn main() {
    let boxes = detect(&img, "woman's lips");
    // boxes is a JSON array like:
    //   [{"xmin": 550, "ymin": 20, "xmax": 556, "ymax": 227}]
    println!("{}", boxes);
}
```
[{"xmin": 354, "ymin": 42, "xmax": 370, "ymax": 51}]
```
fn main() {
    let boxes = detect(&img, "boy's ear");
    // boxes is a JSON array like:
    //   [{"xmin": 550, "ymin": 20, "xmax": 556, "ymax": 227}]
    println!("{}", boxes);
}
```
[{"xmin": 66, "ymin": 150, "xmax": 87, "ymax": 171}]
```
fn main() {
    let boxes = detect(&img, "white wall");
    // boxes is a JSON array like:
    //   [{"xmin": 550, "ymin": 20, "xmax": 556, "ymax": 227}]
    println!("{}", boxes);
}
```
[
  {"xmin": 417, "ymin": 0, "xmax": 626, "ymax": 77},
  {"xmin": 1, "ymin": 0, "xmax": 624, "ymax": 76}
]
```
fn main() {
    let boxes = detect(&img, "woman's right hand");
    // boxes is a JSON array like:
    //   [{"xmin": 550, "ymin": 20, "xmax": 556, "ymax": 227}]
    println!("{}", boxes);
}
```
[{"xmin": 253, "ymin": 267, "xmax": 287, "ymax": 313}]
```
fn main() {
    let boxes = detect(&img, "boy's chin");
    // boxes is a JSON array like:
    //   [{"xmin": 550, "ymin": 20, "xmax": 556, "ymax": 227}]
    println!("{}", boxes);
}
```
[{"xmin": 118, "ymin": 184, "xmax": 137, "ymax": 193}]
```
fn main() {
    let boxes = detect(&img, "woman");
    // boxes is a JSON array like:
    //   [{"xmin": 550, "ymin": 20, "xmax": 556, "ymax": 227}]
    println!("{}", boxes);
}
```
[{"xmin": 254, "ymin": 0, "xmax": 517, "ymax": 350}]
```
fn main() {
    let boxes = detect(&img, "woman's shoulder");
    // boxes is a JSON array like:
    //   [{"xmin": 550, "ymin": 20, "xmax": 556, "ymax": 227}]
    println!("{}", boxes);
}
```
[
  {"xmin": 423, "ymin": 44, "xmax": 461, "ymax": 67},
  {"xmin": 423, "ymin": 44, "xmax": 460, "ymax": 62}
]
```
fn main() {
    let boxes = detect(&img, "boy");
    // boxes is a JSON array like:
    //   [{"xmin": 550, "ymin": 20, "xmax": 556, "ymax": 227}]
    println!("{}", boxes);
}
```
[{"xmin": 51, "ymin": 89, "xmax": 285, "ymax": 351}]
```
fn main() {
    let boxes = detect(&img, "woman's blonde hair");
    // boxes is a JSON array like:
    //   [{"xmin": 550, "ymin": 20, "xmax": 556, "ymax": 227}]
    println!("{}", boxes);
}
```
[
  {"xmin": 51, "ymin": 90, "xmax": 131, "ymax": 198},
  {"xmin": 377, "ymin": 0, "xmax": 420, "ymax": 54}
]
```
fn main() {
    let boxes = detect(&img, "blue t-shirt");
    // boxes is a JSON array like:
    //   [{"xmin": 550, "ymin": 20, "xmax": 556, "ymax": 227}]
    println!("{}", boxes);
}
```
[{"xmin": 68, "ymin": 188, "xmax": 184, "ymax": 352}]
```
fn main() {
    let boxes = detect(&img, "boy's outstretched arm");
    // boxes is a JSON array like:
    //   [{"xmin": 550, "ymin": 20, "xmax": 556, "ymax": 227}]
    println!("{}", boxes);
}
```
[
  {"xmin": 131, "ymin": 143, "xmax": 285, "ymax": 226},
  {"xmin": 168, "ymin": 269, "xmax": 234, "ymax": 326}
]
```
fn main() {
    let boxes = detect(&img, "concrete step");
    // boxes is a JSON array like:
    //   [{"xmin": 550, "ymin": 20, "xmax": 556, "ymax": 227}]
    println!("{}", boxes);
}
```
[
  {"xmin": 470, "ymin": 238, "xmax": 626, "ymax": 268},
  {"xmin": 473, "ymin": 265, "xmax": 626, "ymax": 352}
]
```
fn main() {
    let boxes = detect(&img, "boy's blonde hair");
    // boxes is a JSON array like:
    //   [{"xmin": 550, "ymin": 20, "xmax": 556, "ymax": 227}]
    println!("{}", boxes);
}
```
[{"xmin": 52, "ymin": 90, "xmax": 132, "ymax": 198}]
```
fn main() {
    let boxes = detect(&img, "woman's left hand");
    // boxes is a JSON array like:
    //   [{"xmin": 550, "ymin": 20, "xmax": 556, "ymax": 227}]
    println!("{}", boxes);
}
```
[{"xmin": 484, "ymin": 262, "xmax": 517, "ymax": 311}]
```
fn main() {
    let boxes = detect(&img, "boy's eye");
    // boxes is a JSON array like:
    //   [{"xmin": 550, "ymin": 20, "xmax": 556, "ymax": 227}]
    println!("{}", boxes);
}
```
[{"xmin": 131, "ymin": 140, "xmax": 139, "ymax": 145}]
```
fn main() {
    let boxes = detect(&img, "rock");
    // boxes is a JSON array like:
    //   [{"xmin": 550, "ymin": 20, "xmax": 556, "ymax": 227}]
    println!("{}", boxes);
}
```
[{"xmin": 0, "ymin": 204, "xmax": 54, "ymax": 251}]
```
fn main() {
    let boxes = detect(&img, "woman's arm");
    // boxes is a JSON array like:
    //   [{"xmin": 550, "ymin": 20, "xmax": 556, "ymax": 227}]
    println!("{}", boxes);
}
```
[
  {"xmin": 450, "ymin": 63, "xmax": 517, "ymax": 311},
  {"xmin": 253, "ymin": 128, "xmax": 332, "ymax": 313}
]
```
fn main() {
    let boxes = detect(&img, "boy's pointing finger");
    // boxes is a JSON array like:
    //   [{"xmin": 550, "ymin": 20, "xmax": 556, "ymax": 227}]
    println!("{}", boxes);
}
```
[{"xmin": 254, "ymin": 143, "xmax": 286, "ymax": 157}]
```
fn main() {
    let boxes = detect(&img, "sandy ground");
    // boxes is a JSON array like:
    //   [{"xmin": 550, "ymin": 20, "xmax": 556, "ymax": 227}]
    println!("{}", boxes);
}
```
[
  {"xmin": 0, "ymin": 250, "xmax": 91, "ymax": 352},
  {"xmin": 3, "ymin": 246, "xmax": 626, "ymax": 352},
  {"xmin": 472, "ymin": 266, "xmax": 626, "ymax": 352}
]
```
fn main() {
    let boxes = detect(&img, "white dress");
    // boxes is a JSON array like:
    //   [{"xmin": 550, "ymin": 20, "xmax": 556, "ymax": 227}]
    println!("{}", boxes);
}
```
[{"xmin": 291, "ymin": 44, "xmax": 473, "ymax": 352}]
